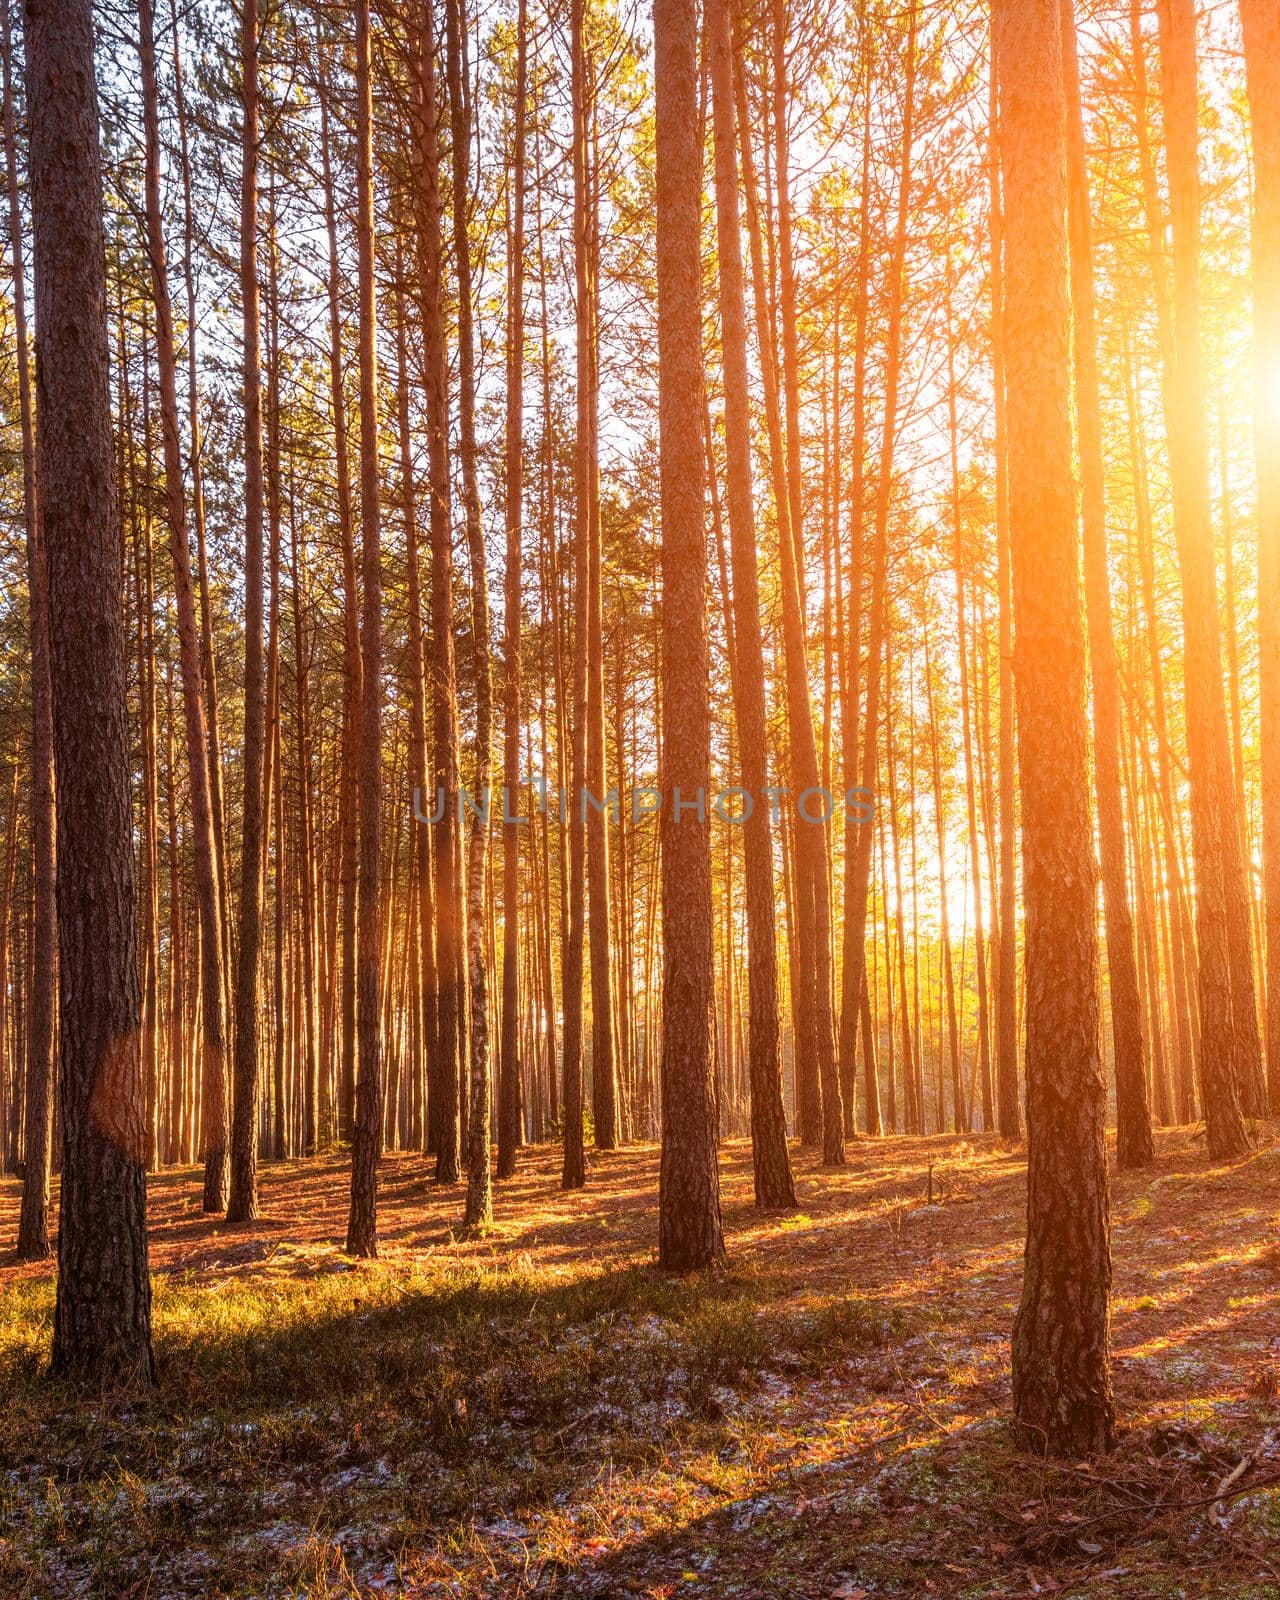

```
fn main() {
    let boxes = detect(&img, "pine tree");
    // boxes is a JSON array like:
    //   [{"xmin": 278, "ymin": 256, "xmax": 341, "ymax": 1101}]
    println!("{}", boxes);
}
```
[
  {"xmin": 29, "ymin": 0, "xmax": 154, "ymax": 1382},
  {"xmin": 654, "ymin": 0, "xmax": 724, "ymax": 1272},
  {"xmin": 997, "ymin": 0, "xmax": 1114, "ymax": 1457}
]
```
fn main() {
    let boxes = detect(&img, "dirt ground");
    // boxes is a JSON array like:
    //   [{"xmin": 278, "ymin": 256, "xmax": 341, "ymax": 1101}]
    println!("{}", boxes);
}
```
[{"xmin": 1, "ymin": 1126, "xmax": 1278, "ymax": 1598}]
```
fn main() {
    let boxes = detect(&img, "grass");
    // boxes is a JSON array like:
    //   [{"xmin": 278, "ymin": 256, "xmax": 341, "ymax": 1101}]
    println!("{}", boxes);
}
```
[{"xmin": 1, "ymin": 1130, "xmax": 1279, "ymax": 1597}]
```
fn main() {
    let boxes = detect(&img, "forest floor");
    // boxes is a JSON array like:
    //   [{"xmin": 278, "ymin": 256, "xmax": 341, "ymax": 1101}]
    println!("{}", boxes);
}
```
[{"xmin": 2, "ymin": 1127, "xmax": 1280, "ymax": 1599}]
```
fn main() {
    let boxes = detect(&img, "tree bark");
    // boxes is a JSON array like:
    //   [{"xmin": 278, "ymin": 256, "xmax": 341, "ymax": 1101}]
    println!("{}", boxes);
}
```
[
  {"xmin": 707, "ymin": 0, "xmax": 796, "ymax": 1210},
  {"xmin": 1153, "ymin": 0, "xmax": 1255, "ymax": 1152},
  {"xmin": 655, "ymin": 0, "xmax": 724, "ymax": 1271},
  {"xmin": 833, "ymin": 0, "xmax": 919, "ymax": 1153},
  {"xmin": 137, "ymin": 0, "xmax": 231, "ymax": 1221},
  {"xmin": 28, "ymin": 0, "xmax": 154, "ymax": 1382},
  {"xmin": 227, "ymin": 0, "xmax": 267, "ymax": 1223},
  {"xmin": 498, "ymin": 0, "xmax": 528, "ymax": 1181},
  {"xmin": 767, "ymin": 4, "xmax": 843, "ymax": 1162},
  {"xmin": 5, "ymin": 0, "xmax": 54, "ymax": 1262},
  {"xmin": 1061, "ymin": 0, "xmax": 1152, "ymax": 1167},
  {"xmin": 411, "ymin": 0, "xmax": 463, "ymax": 1184},
  {"xmin": 346, "ymin": 0, "xmax": 384, "ymax": 1257},
  {"xmin": 997, "ymin": 0, "xmax": 1114, "ymax": 1457},
  {"xmin": 561, "ymin": 0, "xmax": 591, "ymax": 1191},
  {"xmin": 442, "ymin": 0, "xmax": 494, "ymax": 1233},
  {"xmin": 316, "ymin": 40, "xmax": 363, "ymax": 1152},
  {"xmin": 988, "ymin": 38, "xmax": 1020, "ymax": 1139},
  {"xmin": 1242, "ymin": 0, "xmax": 1280, "ymax": 1111}
]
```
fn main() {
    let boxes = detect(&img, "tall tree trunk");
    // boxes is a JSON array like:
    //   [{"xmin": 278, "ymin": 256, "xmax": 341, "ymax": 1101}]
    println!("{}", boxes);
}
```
[
  {"xmin": 655, "ymin": 0, "xmax": 723, "ymax": 1270},
  {"xmin": 5, "ymin": 0, "xmax": 54, "ymax": 1261},
  {"xmin": 0, "ymin": 762, "xmax": 18, "ymax": 1175},
  {"xmin": 582, "ymin": 47, "xmax": 618, "ymax": 1155},
  {"xmin": 707, "ymin": 0, "xmax": 796, "ymax": 1209},
  {"xmin": 441, "ymin": 0, "xmax": 494, "ymax": 1231},
  {"xmin": 988, "ymin": 38, "xmax": 1020, "ymax": 1138},
  {"xmin": 28, "ymin": 0, "xmax": 154, "ymax": 1382},
  {"xmin": 839, "ymin": 7, "xmax": 873, "ymax": 1143},
  {"xmin": 288, "ymin": 483, "xmax": 318, "ymax": 1160},
  {"xmin": 133, "ymin": 371, "xmax": 160, "ymax": 1174},
  {"xmin": 412, "ymin": 0, "xmax": 462, "ymax": 1183},
  {"xmin": 397, "ymin": 267, "xmax": 439, "ymax": 1163},
  {"xmin": 346, "ymin": 0, "xmax": 384, "ymax": 1257},
  {"xmin": 561, "ymin": 0, "xmax": 590, "ymax": 1191},
  {"xmin": 836, "ymin": 0, "xmax": 919, "ymax": 1152},
  {"xmin": 1061, "ymin": 0, "xmax": 1152, "ymax": 1167},
  {"xmin": 317, "ymin": 42, "xmax": 363, "ymax": 1151},
  {"xmin": 227, "ymin": 0, "xmax": 267, "ymax": 1223},
  {"xmin": 1153, "ymin": 0, "xmax": 1255, "ymax": 1151},
  {"xmin": 498, "ymin": 0, "xmax": 528, "ymax": 1182},
  {"xmin": 947, "ymin": 264, "xmax": 993, "ymax": 1131},
  {"xmin": 137, "ymin": 0, "xmax": 231, "ymax": 1223},
  {"xmin": 170, "ymin": 0, "xmax": 230, "ymax": 1032},
  {"xmin": 1242, "ymin": 0, "xmax": 1280, "ymax": 1110},
  {"xmin": 767, "ymin": 2, "xmax": 843, "ymax": 1162},
  {"xmin": 924, "ymin": 626, "xmax": 963, "ymax": 1133},
  {"xmin": 998, "ymin": 0, "xmax": 1114, "ymax": 1457}
]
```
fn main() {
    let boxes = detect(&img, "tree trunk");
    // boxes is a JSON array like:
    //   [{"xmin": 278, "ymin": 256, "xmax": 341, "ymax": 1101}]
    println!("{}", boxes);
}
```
[
  {"xmin": 5, "ymin": 0, "xmax": 54, "ymax": 1261},
  {"xmin": 988, "ymin": 40, "xmax": 1020, "ymax": 1139},
  {"xmin": 707, "ymin": 0, "xmax": 796, "ymax": 1210},
  {"xmin": 832, "ymin": 0, "xmax": 919, "ymax": 1153},
  {"xmin": 346, "ymin": 0, "xmax": 384, "ymax": 1257},
  {"xmin": 412, "ymin": 0, "xmax": 463, "ymax": 1184},
  {"xmin": 316, "ymin": 41, "xmax": 363, "ymax": 1152},
  {"xmin": 655, "ymin": 0, "xmax": 723, "ymax": 1271},
  {"xmin": 28, "ymin": 0, "xmax": 154, "ymax": 1382},
  {"xmin": 1061, "ymin": 0, "xmax": 1152, "ymax": 1167},
  {"xmin": 498, "ymin": 0, "xmax": 528, "ymax": 1181},
  {"xmin": 227, "ymin": 0, "xmax": 267, "ymax": 1223},
  {"xmin": 1242, "ymin": 0, "xmax": 1280, "ymax": 1111},
  {"xmin": 441, "ymin": 0, "xmax": 494, "ymax": 1233},
  {"xmin": 561, "ymin": 0, "xmax": 591, "ymax": 1191},
  {"xmin": 997, "ymin": 0, "xmax": 1114, "ymax": 1457},
  {"xmin": 767, "ymin": 4, "xmax": 843, "ymax": 1163},
  {"xmin": 170, "ymin": 0, "xmax": 231, "ymax": 1043},
  {"xmin": 137, "ymin": 0, "xmax": 231, "ymax": 1222},
  {"xmin": 1153, "ymin": 0, "xmax": 1255, "ymax": 1151}
]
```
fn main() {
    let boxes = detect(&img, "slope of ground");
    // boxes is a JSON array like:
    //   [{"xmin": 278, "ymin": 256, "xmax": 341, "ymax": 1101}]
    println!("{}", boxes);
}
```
[{"xmin": 1, "ymin": 1128, "xmax": 1278, "ymax": 1598}]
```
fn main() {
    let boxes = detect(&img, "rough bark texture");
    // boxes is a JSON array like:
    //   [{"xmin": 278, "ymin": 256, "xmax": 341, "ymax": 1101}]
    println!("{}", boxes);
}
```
[
  {"xmin": 839, "ymin": 13, "xmax": 874, "ymax": 1140},
  {"xmin": 834, "ymin": 0, "xmax": 918, "ymax": 1151},
  {"xmin": 654, "ymin": 0, "xmax": 724, "ymax": 1272},
  {"xmin": 397, "ymin": 269, "xmax": 439, "ymax": 1164},
  {"xmin": 1156, "ymin": 0, "xmax": 1256, "ymax": 1153},
  {"xmin": 6, "ymin": 0, "xmax": 54, "ymax": 1262},
  {"xmin": 169, "ymin": 0, "xmax": 231, "ymax": 1077},
  {"xmin": 346, "ymin": 0, "xmax": 384, "ymax": 1257},
  {"xmin": 997, "ymin": 0, "xmax": 1114, "ymax": 1457},
  {"xmin": 707, "ymin": 0, "xmax": 795, "ymax": 1211},
  {"xmin": 27, "ymin": 0, "xmax": 155, "ymax": 1382},
  {"xmin": 137, "ymin": 0, "xmax": 231, "ymax": 1220},
  {"xmin": 585, "ymin": 94, "xmax": 618, "ymax": 1154},
  {"xmin": 317, "ymin": 44, "xmax": 363, "ymax": 1153},
  {"xmin": 412, "ymin": 0, "xmax": 462, "ymax": 1184},
  {"xmin": 227, "ymin": 0, "xmax": 267, "ymax": 1223},
  {"xmin": 498, "ymin": 0, "xmax": 528, "ymax": 1182},
  {"xmin": 1061, "ymin": 0, "xmax": 1153, "ymax": 1169},
  {"xmin": 444, "ymin": 0, "xmax": 494, "ymax": 1233},
  {"xmin": 988, "ymin": 40, "xmax": 1020, "ymax": 1141},
  {"xmin": 1242, "ymin": 0, "xmax": 1280, "ymax": 1112},
  {"xmin": 768, "ymin": 1, "xmax": 842, "ymax": 1162},
  {"xmin": 560, "ymin": 0, "xmax": 590, "ymax": 1193}
]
